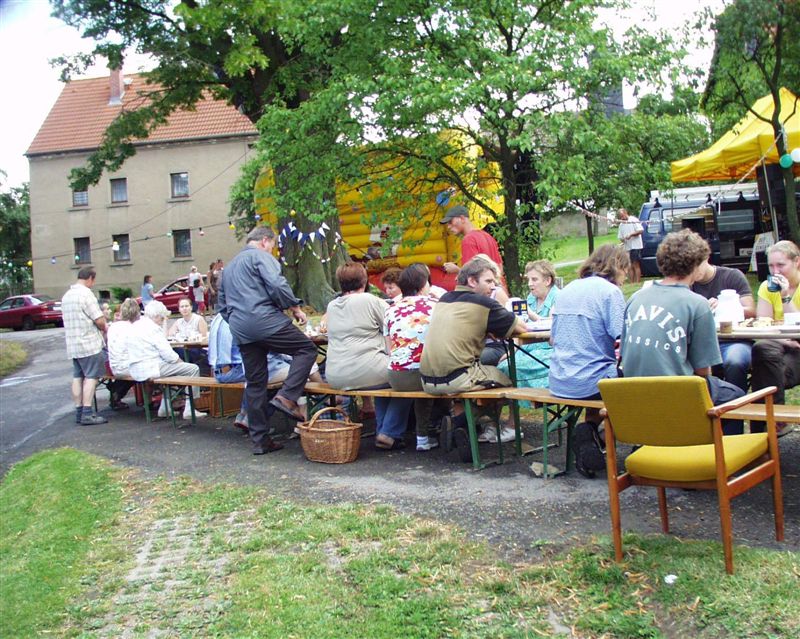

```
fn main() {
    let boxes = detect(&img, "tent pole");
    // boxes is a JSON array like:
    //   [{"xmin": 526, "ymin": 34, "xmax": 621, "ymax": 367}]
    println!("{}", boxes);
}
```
[{"xmin": 762, "ymin": 159, "xmax": 779, "ymax": 241}]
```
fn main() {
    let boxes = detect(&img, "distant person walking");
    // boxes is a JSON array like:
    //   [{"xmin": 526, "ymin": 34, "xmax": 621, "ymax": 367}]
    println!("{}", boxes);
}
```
[
  {"xmin": 141, "ymin": 274, "xmax": 155, "ymax": 305},
  {"xmin": 617, "ymin": 207, "xmax": 644, "ymax": 284},
  {"xmin": 61, "ymin": 267, "xmax": 108, "ymax": 425},
  {"xmin": 218, "ymin": 226, "xmax": 317, "ymax": 455}
]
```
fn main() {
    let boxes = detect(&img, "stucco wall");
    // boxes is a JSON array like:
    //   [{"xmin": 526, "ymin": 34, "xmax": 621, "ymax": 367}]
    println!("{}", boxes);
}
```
[{"xmin": 29, "ymin": 136, "xmax": 256, "ymax": 299}]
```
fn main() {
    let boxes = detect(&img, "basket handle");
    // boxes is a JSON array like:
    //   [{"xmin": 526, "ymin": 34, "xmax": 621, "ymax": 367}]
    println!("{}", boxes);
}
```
[{"xmin": 305, "ymin": 406, "xmax": 352, "ymax": 428}]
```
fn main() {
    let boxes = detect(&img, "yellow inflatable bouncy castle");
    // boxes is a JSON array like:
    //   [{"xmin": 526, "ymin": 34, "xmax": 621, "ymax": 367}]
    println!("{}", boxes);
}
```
[{"xmin": 255, "ymin": 136, "xmax": 502, "ymax": 290}]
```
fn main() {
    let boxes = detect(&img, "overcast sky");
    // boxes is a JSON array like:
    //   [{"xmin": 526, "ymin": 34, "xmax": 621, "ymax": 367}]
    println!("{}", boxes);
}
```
[{"xmin": 0, "ymin": 0, "xmax": 723, "ymax": 190}]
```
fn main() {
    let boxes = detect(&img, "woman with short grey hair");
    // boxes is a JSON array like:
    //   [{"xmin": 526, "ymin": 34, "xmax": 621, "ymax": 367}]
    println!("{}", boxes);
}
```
[
  {"xmin": 105, "ymin": 297, "xmax": 142, "ymax": 410},
  {"xmin": 128, "ymin": 301, "xmax": 206, "ymax": 419}
]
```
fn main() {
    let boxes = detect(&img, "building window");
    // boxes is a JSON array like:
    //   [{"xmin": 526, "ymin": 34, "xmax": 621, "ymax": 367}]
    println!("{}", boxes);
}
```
[
  {"xmin": 72, "ymin": 189, "xmax": 88, "ymax": 207},
  {"xmin": 112, "ymin": 234, "xmax": 130, "ymax": 262},
  {"xmin": 170, "ymin": 172, "xmax": 189, "ymax": 198},
  {"xmin": 74, "ymin": 237, "xmax": 91, "ymax": 264},
  {"xmin": 110, "ymin": 178, "xmax": 128, "ymax": 203},
  {"xmin": 173, "ymin": 229, "xmax": 192, "ymax": 258}
]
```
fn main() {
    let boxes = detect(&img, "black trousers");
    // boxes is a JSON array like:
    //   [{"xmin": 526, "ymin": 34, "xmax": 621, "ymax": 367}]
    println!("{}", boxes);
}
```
[
  {"xmin": 750, "ymin": 339, "xmax": 800, "ymax": 432},
  {"xmin": 239, "ymin": 324, "xmax": 317, "ymax": 448}
]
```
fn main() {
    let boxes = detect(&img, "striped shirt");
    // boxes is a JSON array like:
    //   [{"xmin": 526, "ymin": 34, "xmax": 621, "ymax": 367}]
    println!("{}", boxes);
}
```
[{"xmin": 61, "ymin": 283, "xmax": 104, "ymax": 359}]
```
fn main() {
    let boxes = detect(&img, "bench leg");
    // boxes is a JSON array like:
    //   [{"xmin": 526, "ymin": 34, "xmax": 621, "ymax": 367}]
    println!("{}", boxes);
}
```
[
  {"xmin": 463, "ymin": 400, "xmax": 484, "ymax": 470},
  {"xmin": 143, "ymin": 383, "xmax": 152, "ymax": 423},
  {"xmin": 534, "ymin": 404, "xmax": 581, "ymax": 479}
]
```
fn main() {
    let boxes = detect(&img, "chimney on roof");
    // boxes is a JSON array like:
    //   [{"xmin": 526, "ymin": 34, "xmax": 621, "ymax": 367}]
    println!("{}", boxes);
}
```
[{"xmin": 109, "ymin": 66, "xmax": 125, "ymax": 106}]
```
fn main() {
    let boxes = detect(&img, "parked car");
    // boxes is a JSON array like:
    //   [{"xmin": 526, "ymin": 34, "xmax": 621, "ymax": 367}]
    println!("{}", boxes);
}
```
[
  {"xmin": 638, "ymin": 192, "xmax": 764, "ymax": 277},
  {"xmin": 0, "ymin": 294, "xmax": 63, "ymax": 330},
  {"xmin": 135, "ymin": 276, "xmax": 190, "ymax": 312}
]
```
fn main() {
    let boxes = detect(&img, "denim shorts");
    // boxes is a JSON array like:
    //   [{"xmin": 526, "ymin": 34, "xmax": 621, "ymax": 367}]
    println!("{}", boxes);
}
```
[{"xmin": 72, "ymin": 351, "xmax": 107, "ymax": 379}]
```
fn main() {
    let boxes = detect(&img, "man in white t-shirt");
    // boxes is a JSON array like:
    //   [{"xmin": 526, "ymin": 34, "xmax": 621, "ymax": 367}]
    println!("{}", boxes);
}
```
[{"xmin": 617, "ymin": 207, "xmax": 644, "ymax": 283}]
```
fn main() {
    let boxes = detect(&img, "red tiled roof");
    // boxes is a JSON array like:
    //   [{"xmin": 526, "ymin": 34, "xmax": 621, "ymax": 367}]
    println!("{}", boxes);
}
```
[{"xmin": 26, "ymin": 72, "xmax": 257, "ymax": 156}]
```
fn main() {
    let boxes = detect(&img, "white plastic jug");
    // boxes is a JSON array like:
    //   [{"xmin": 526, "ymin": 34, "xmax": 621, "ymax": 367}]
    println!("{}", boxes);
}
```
[{"xmin": 714, "ymin": 289, "xmax": 744, "ymax": 324}]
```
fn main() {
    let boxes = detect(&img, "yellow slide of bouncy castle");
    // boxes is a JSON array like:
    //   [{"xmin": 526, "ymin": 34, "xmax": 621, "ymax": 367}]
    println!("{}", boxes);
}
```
[{"xmin": 254, "ymin": 140, "xmax": 502, "ymax": 283}]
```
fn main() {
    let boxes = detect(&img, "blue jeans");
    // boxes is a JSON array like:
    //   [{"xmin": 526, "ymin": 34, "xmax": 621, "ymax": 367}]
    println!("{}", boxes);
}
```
[
  {"xmin": 718, "ymin": 341, "xmax": 752, "ymax": 392},
  {"xmin": 706, "ymin": 375, "xmax": 745, "ymax": 435},
  {"xmin": 374, "ymin": 397, "xmax": 413, "ymax": 440},
  {"xmin": 215, "ymin": 363, "xmax": 247, "ymax": 411}
]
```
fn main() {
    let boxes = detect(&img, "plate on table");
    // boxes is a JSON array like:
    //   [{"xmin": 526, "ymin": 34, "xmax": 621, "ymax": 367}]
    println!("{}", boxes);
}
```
[{"xmin": 527, "ymin": 319, "xmax": 552, "ymax": 331}]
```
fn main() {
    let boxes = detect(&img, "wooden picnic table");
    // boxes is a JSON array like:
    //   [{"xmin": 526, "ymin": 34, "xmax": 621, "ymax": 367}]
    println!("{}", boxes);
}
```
[{"xmin": 717, "ymin": 326, "xmax": 800, "ymax": 340}]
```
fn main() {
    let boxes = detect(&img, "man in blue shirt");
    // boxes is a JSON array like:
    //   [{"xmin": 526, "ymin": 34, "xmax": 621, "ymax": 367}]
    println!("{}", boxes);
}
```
[{"xmin": 217, "ymin": 226, "xmax": 317, "ymax": 455}]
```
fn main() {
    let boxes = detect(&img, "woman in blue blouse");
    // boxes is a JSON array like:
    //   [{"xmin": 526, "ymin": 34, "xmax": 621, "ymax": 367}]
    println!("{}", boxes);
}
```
[{"xmin": 498, "ymin": 260, "xmax": 559, "ymax": 389}]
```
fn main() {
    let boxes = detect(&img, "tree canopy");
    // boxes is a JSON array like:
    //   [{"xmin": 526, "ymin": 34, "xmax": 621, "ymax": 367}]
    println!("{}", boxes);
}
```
[
  {"xmin": 702, "ymin": 0, "xmax": 800, "ymax": 241},
  {"xmin": 53, "ymin": 0, "xmax": 687, "ymax": 297},
  {"xmin": 0, "ymin": 174, "xmax": 32, "ymax": 297}
]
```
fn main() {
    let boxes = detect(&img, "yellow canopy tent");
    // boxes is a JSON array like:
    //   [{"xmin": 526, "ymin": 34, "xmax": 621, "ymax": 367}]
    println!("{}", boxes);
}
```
[{"xmin": 671, "ymin": 87, "xmax": 799, "ymax": 182}]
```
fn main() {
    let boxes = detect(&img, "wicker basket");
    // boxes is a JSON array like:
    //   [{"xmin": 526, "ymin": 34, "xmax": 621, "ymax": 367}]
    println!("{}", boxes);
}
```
[{"xmin": 297, "ymin": 407, "xmax": 363, "ymax": 464}]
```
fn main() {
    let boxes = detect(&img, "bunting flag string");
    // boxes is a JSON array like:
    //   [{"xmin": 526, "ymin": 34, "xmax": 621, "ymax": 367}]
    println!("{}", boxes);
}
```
[{"xmin": 277, "ymin": 218, "xmax": 344, "ymax": 266}]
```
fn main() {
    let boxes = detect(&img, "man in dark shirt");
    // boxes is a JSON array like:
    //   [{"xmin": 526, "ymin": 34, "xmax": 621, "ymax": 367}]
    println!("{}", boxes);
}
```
[
  {"xmin": 218, "ymin": 226, "xmax": 317, "ymax": 455},
  {"xmin": 691, "ymin": 256, "xmax": 756, "ymax": 392}
]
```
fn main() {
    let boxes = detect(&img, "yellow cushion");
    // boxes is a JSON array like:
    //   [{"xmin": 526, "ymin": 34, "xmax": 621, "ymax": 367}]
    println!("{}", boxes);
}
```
[{"xmin": 624, "ymin": 434, "xmax": 768, "ymax": 482}]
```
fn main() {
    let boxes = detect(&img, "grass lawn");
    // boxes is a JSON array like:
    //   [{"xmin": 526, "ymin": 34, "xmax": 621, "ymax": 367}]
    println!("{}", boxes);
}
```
[
  {"xmin": 541, "ymin": 231, "xmax": 618, "ymax": 265},
  {"xmin": 3, "ymin": 448, "xmax": 797, "ymax": 638},
  {"xmin": 0, "ymin": 339, "xmax": 27, "ymax": 377}
]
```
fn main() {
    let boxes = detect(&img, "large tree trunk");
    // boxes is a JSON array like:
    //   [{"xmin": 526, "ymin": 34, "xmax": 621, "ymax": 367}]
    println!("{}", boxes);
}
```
[
  {"xmin": 773, "ymin": 115, "xmax": 800, "ymax": 244},
  {"xmin": 272, "ymin": 170, "xmax": 348, "ymax": 312}
]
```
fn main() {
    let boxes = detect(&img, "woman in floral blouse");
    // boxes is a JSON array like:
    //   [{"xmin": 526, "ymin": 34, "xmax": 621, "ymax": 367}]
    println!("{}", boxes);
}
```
[{"xmin": 384, "ymin": 263, "xmax": 441, "ymax": 451}]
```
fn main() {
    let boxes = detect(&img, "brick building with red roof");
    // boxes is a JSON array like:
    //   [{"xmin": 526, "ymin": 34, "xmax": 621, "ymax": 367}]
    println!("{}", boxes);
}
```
[{"xmin": 26, "ymin": 70, "xmax": 258, "ymax": 299}]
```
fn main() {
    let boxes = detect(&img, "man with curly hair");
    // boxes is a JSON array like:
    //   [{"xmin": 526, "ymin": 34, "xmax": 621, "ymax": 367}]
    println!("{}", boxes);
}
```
[{"xmin": 621, "ymin": 229, "xmax": 743, "ymax": 432}]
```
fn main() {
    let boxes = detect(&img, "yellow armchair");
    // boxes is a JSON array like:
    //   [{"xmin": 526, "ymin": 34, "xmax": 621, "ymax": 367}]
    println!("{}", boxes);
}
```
[{"xmin": 597, "ymin": 376, "xmax": 784, "ymax": 574}]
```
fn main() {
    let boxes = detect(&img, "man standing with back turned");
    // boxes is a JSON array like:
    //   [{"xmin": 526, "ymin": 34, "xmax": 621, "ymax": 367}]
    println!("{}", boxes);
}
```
[
  {"xmin": 61, "ymin": 267, "xmax": 108, "ymax": 425},
  {"xmin": 217, "ymin": 227, "xmax": 317, "ymax": 455}
]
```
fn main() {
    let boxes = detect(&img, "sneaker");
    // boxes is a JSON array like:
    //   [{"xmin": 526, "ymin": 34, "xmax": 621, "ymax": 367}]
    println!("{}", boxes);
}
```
[
  {"xmin": 499, "ymin": 426, "xmax": 516, "ymax": 443},
  {"xmin": 416, "ymin": 436, "xmax": 440, "ymax": 451},
  {"xmin": 478, "ymin": 424, "xmax": 496, "ymax": 443},
  {"xmin": 80, "ymin": 413, "xmax": 108, "ymax": 425}
]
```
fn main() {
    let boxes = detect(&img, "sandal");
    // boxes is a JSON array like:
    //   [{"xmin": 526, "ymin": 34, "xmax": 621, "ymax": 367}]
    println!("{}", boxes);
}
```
[{"xmin": 375, "ymin": 434, "xmax": 405, "ymax": 450}]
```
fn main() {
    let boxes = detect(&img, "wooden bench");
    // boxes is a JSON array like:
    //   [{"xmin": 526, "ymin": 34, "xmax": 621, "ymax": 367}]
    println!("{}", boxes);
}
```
[
  {"xmin": 153, "ymin": 376, "xmax": 284, "ymax": 427},
  {"xmin": 724, "ymin": 403, "xmax": 800, "ymax": 424},
  {"xmin": 302, "ymin": 381, "xmax": 517, "ymax": 470},
  {"xmin": 506, "ymin": 387, "xmax": 800, "ymax": 478},
  {"xmin": 505, "ymin": 388, "xmax": 605, "ymax": 478}
]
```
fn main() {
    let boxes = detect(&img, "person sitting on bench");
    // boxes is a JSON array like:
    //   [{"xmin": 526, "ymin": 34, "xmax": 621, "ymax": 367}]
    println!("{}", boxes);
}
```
[
  {"xmin": 420, "ymin": 256, "xmax": 526, "ymax": 457},
  {"xmin": 127, "ymin": 301, "xmax": 206, "ymax": 420}
]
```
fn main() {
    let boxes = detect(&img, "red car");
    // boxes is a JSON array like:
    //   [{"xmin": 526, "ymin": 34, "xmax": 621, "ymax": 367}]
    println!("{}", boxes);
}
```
[
  {"xmin": 136, "ymin": 276, "xmax": 190, "ymax": 313},
  {"xmin": 0, "ymin": 294, "xmax": 63, "ymax": 331}
]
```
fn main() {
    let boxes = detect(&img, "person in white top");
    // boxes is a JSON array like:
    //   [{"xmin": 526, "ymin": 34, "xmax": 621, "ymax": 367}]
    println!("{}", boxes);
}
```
[
  {"xmin": 617, "ymin": 207, "xmax": 644, "ymax": 284},
  {"xmin": 106, "ymin": 298, "xmax": 141, "ymax": 410},
  {"xmin": 128, "ymin": 301, "xmax": 206, "ymax": 420},
  {"xmin": 168, "ymin": 298, "xmax": 209, "ymax": 340}
]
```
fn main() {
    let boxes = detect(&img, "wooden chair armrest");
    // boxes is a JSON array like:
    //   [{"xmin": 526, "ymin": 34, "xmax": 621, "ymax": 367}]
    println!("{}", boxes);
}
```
[{"xmin": 707, "ymin": 386, "xmax": 777, "ymax": 417}]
